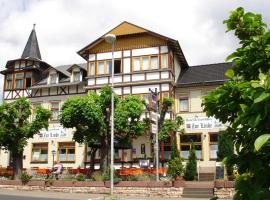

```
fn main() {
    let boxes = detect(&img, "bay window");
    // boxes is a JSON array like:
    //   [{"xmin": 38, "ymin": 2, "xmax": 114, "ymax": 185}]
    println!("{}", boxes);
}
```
[
  {"xmin": 15, "ymin": 73, "xmax": 24, "ymax": 89},
  {"xmin": 150, "ymin": 56, "xmax": 158, "ymax": 69},
  {"xmin": 89, "ymin": 62, "xmax": 95, "ymax": 76},
  {"xmin": 161, "ymin": 54, "xmax": 168, "ymax": 68},
  {"xmin": 6, "ymin": 74, "xmax": 13, "ymax": 90}
]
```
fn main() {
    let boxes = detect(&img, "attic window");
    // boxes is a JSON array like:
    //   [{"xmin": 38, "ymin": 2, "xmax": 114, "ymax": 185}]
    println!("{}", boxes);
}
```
[
  {"xmin": 50, "ymin": 73, "xmax": 57, "ymax": 84},
  {"xmin": 73, "ymin": 71, "xmax": 81, "ymax": 82}
]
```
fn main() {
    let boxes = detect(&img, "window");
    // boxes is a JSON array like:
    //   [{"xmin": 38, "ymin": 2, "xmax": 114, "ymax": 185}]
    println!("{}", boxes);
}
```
[
  {"xmin": 98, "ymin": 61, "xmax": 105, "ymax": 75},
  {"xmin": 179, "ymin": 97, "xmax": 189, "ymax": 112},
  {"xmin": 6, "ymin": 74, "xmax": 13, "ymax": 90},
  {"xmin": 114, "ymin": 60, "xmax": 121, "ymax": 74},
  {"xmin": 133, "ymin": 57, "xmax": 140, "ymax": 71},
  {"xmin": 31, "ymin": 143, "xmax": 48, "ymax": 162},
  {"xmin": 89, "ymin": 62, "xmax": 95, "ymax": 76},
  {"xmin": 73, "ymin": 71, "xmax": 81, "ymax": 82},
  {"xmin": 150, "ymin": 56, "xmax": 158, "ymax": 69},
  {"xmin": 25, "ymin": 72, "xmax": 32, "ymax": 87},
  {"xmin": 142, "ymin": 57, "xmax": 149, "ymax": 70},
  {"xmin": 58, "ymin": 142, "xmax": 75, "ymax": 162},
  {"xmin": 15, "ymin": 73, "xmax": 24, "ymax": 89},
  {"xmin": 209, "ymin": 133, "xmax": 218, "ymax": 160},
  {"xmin": 51, "ymin": 102, "xmax": 60, "ymax": 121},
  {"xmin": 161, "ymin": 54, "xmax": 168, "ymax": 68},
  {"xmin": 50, "ymin": 73, "xmax": 57, "ymax": 84},
  {"xmin": 106, "ymin": 61, "xmax": 112, "ymax": 74},
  {"xmin": 180, "ymin": 134, "xmax": 202, "ymax": 160}
]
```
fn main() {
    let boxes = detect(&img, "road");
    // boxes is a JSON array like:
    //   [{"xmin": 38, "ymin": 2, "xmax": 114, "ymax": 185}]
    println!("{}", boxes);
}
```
[{"xmin": 0, "ymin": 189, "xmax": 213, "ymax": 200}]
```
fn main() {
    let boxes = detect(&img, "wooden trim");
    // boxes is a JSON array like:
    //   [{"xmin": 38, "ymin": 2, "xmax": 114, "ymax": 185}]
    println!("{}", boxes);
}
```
[
  {"xmin": 57, "ymin": 142, "xmax": 76, "ymax": 163},
  {"xmin": 208, "ymin": 132, "xmax": 218, "ymax": 160}
]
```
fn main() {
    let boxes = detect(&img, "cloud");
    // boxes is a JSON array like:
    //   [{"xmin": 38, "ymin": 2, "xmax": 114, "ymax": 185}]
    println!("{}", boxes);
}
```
[{"xmin": 0, "ymin": 0, "xmax": 270, "ymax": 100}]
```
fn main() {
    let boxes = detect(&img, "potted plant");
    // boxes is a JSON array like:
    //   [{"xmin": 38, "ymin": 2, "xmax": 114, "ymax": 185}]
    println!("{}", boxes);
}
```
[{"xmin": 167, "ymin": 140, "xmax": 184, "ymax": 187}]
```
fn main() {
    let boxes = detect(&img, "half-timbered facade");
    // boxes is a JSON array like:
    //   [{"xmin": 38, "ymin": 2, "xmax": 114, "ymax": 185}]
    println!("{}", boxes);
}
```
[{"xmin": 1, "ymin": 22, "xmax": 231, "ymax": 175}]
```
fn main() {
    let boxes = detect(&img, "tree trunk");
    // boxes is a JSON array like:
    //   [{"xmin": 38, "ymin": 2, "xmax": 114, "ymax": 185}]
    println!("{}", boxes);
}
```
[
  {"xmin": 100, "ymin": 136, "xmax": 109, "ymax": 171},
  {"xmin": 89, "ymin": 147, "xmax": 97, "ymax": 177},
  {"xmin": 12, "ymin": 152, "xmax": 23, "ymax": 180}
]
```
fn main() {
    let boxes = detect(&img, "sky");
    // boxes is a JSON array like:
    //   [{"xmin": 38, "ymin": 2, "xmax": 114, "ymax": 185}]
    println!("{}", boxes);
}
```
[{"xmin": 0, "ymin": 0, "xmax": 270, "ymax": 101}]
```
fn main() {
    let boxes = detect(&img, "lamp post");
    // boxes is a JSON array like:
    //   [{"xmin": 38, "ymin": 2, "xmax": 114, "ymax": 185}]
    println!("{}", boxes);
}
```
[
  {"xmin": 105, "ymin": 33, "xmax": 116, "ymax": 195},
  {"xmin": 51, "ymin": 150, "xmax": 56, "ymax": 169}
]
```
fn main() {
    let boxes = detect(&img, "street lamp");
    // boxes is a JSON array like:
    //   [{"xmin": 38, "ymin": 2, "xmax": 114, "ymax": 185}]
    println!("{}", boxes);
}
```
[
  {"xmin": 105, "ymin": 33, "xmax": 116, "ymax": 195},
  {"xmin": 51, "ymin": 150, "xmax": 56, "ymax": 169}
]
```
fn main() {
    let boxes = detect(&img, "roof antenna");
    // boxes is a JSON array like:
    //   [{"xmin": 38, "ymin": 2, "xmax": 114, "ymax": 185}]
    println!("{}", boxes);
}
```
[{"xmin": 33, "ymin": 23, "xmax": 36, "ymax": 30}]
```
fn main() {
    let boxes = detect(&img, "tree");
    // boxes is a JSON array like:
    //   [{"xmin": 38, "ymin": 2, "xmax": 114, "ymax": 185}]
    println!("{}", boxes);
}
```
[
  {"xmin": 184, "ymin": 143, "xmax": 197, "ymax": 181},
  {"xmin": 0, "ymin": 97, "xmax": 51, "ymax": 179},
  {"xmin": 202, "ymin": 7, "xmax": 270, "ymax": 199},
  {"xmin": 60, "ymin": 85, "xmax": 145, "ymax": 172},
  {"xmin": 167, "ymin": 139, "xmax": 184, "ymax": 179},
  {"xmin": 217, "ymin": 131, "xmax": 234, "ymax": 177}
]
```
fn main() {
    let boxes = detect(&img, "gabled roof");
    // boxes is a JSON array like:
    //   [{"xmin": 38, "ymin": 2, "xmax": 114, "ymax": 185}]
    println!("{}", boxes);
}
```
[
  {"xmin": 66, "ymin": 63, "xmax": 87, "ymax": 72},
  {"xmin": 32, "ymin": 63, "xmax": 87, "ymax": 87},
  {"xmin": 77, "ymin": 21, "xmax": 188, "ymax": 69},
  {"xmin": 177, "ymin": 62, "xmax": 232, "ymax": 87},
  {"xmin": 21, "ymin": 24, "xmax": 42, "ymax": 60}
]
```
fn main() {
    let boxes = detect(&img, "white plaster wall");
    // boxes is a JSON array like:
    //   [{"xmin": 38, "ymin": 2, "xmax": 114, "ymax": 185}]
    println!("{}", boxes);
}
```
[
  {"xmin": 161, "ymin": 83, "xmax": 169, "ymax": 92},
  {"xmin": 160, "ymin": 46, "xmax": 168, "ymax": 53},
  {"xmin": 89, "ymin": 54, "xmax": 95, "ymax": 61},
  {"xmin": 123, "ymin": 50, "xmax": 130, "ymax": 57},
  {"xmin": 88, "ymin": 79, "xmax": 95, "ymax": 85},
  {"xmin": 146, "ymin": 72, "xmax": 159, "ymax": 80},
  {"xmin": 123, "ymin": 87, "xmax": 130, "ymax": 94},
  {"xmin": 123, "ymin": 58, "xmax": 131, "ymax": 73},
  {"xmin": 96, "ymin": 77, "xmax": 108, "ymax": 85},
  {"xmin": 132, "ymin": 47, "xmax": 159, "ymax": 56},
  {"xmin": 132, "ymin": 84, "xmax": 159, "ymax": 94},
  {"xmin": 132, "ymin": 136, "xmax": 151, "ymax": 158},
  {"xmin": 0, "ymin": 150, "xmax": 10, "ymax": 167},
  {"xmin": 114, "ymin": 87, "xmax": 122, "ymax": 95},
  {"xmin": 123, "ymin": 75, "xmax": 130, "ymax": 82},
  {"xmin": 96, "ymin": 51, "xmax": 121, "ymax": 60},
  {"xmin": 190, "ymin": 90, "xmax": 202, "ymax": 112},
  {"xmin": 132, "ymin": 74, "xmax": 145, "ymax": 81},
  {"xmin": 161, "ymin": 71, "xmax": 169, "ymax": 79},
  {"xmin": 109, "ymin": 76, "xmax": 122, "ymax": 83},
  {"xmin": 174, "ymin": 54, "xmax": 181, "ymax": 83}
]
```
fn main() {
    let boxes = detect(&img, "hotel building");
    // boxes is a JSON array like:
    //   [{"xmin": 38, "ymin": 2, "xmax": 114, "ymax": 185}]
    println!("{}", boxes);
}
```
[{"xmin": 0, "ymin": 22, "xmax": 231, "ymax": 177}]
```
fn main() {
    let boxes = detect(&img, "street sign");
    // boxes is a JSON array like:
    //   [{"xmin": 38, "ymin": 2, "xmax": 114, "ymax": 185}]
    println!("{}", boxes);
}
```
[{"xmin": 151, "ymin": 124, "xmax": 157, "ymax": 134}]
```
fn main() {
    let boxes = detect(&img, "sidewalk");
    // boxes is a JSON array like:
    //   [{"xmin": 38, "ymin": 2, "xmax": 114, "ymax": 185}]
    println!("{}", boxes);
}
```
[{"xmin": 0, "ymin": 189, "xmax": 215, "ymax": 200}]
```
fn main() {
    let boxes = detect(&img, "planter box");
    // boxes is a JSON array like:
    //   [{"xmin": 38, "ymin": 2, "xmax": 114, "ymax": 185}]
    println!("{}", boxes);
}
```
[
  {"xmin": 27, "ymin": 180, "xmax": 45, "ymax": 186},
  {"xmin": 115, "ymin": 181, "xmax": 172, "ymax": 188},
  {"xmin": 0, "ymin": 180, "xmax": 22, "ymax": 185},
  {"xmin": 215, "ymin": 180, "xmax": 235, "ymax": 188},
  {"xmin": 73, "ymin": 181, "xmax": 104, "ymax": 187}
]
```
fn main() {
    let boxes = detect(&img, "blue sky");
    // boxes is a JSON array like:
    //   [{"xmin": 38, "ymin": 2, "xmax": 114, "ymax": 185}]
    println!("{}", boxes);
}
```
[{"xmin": 1, "ymin": 0, "xmax": 270, "ymax": 101}]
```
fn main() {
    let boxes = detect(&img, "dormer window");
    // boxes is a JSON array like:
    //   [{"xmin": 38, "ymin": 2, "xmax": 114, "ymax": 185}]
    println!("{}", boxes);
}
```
[
  {"xmin": 73, "ymin": 71, "xmax": 81, "ymax": 82},
  {"xmin": 50, "ymin": 73, "xmax": 57, "ymax": 84}
]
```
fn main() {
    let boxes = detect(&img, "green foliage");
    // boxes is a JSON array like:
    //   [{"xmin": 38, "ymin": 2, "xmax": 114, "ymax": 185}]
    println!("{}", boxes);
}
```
[
  {"xmin": 76, "ymin": 173, "xmax": 86, "ymax": 182},
  {"xmin": 60, "ymin": 86, "xmax": 145, "ymax": 170},
  {"xmin": 184, "ymin": 143, "xmax": 197, "ymax": 181},
  {"xmin": 168, "ymin": 140, "xmax": 184, "ymax": 179},
  {"xmin": 20, "ymin": 172, "xmax": 32, "ymax": 184},
  {"xmin": 159, "ymin": 116, "xmax": 184, "ymax": 142},
  {"xmin": 0, "ymin": 97, "xmax": 51, "ymax": 179},
  {"xmin": 101, "ymin": 168, "xmax": 110, "ymax": 181},
  {"xmin": 217, "ymin": 131, "xmax": 234, "ymax": 176},
  {"xmin": 203, "ymin": 7, "xmax": 270, "ymax": 199}
]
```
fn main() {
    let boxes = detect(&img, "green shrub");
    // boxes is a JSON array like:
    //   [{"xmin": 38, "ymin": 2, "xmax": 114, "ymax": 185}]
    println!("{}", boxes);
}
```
[
  {"xmin": 20, "ymin": 172, "xmax": 32, "ymax": 184},
  {"xmin": 101, "ymin": 169, "xmax": 110, "ymax": 181},
  {"xmin": 184, "ymin": 143, "xmax": 197, "ymax": 181},
  {"xmin": 45, "ymin": 176, "xmax": 54, "ymax": 185},
  {"xmin": 168, "ymin": 157, "xmax": 184, "ymax": 178},
  {"xmin": 168, "ymin": 139, "xmax": 184, "ymax": 179},
  {"xmin": 76, "ymin": 173, "xmax": 86, "ymax": 181}
]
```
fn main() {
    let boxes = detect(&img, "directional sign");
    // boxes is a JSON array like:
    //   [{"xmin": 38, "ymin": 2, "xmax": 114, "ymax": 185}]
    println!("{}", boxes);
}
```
[{"xmin": 151, "ymin": 124, "xmax": 157, "ymax": 134}]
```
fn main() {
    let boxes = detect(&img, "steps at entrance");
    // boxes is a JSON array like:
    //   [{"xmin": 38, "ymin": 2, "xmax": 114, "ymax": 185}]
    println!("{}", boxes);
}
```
[
  {"xmin": 199, "ymin": 173, "xmax": 215, "ymax": 181},
  {"xmin": 182, "ymin": 188, "xmax": 214, "ymax": 199},
  {"xmin": 184, "ymin": 181, "xmax": 214, "ymax": 188}
]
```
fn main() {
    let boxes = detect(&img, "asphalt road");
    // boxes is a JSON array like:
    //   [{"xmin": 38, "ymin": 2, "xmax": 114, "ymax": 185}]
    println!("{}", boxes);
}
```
[{"xmin": 0, "ymin": 189, "xmax": 215, "ymax": 200}]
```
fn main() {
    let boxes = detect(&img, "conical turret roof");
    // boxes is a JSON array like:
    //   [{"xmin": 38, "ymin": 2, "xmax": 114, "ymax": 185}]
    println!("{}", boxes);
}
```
[{"xmin": 21, "ymin": 24, "xmax": 42, "ymax": 60}]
